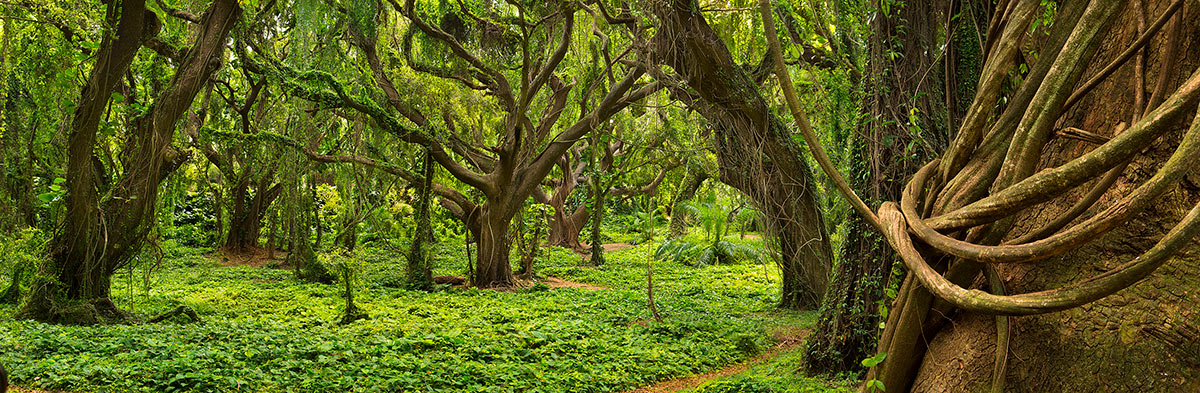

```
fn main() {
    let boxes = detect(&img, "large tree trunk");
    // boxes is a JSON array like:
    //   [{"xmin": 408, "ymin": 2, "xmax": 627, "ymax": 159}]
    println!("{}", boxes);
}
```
[
  {"xmin": 473, "ymin": 201, "xmax": 515, "ymax": 288},
  {"xmin": 803, "ymin": 0, "xmax": 981, "ymax": 375},
  {"xmin": 870, "ymin": 1, "xmax": 1200, "ymax": 391},
  {"xmin": 225, "ymin": 176, "xmax": 282, "ymax": 253},
  {"xmin": 547, "ymin": 205, "xmax": 588, "ymax": 250},
  {"xmin": 19, "ymin": 0, "xmax": 241, "ymax": 324},
  {"xmin": 651, "ymin": 0, "xmax": 833, "ymax": 309}
]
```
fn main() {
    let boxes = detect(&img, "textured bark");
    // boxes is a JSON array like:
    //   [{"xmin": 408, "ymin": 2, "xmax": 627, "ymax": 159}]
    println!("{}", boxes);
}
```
[
  {"xmin": 651, "ymin": 0, "xmax": 833, "ymax": 309},
  {"xmin": 19, "ymin": 0, "xmax": 241, "ymax": 323},
  {"xmin": 225, "ymin": 176, "xmax": 282, "ymax": 252},
  {"xmin": 803, "ymin": 0, "xmax": 980, "ymax": 375},
  {"xmin": 911, "ymin": 3, "xmax": 1200, "ymax": 389},
  {"xmin": 406, "ymin": 151, "xmax": 434, "ymax": 289},
  {"xmin": 878, "ymin": 1, "xmax": 1200, "ymax": 391},
  {"xmin": 472, "ymin": 202, "xmax": 515, "ymax": 288},
  {"xmin": 288, "ymin": 175, "xmax": 331, "ymax": 283}
]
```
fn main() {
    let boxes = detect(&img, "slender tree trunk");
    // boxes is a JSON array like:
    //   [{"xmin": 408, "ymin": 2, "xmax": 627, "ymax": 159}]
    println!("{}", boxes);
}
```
[
  {"xmin": 290, "ymin": 174, "xmax": 331, "ymax": 283},
  {"xmin": 407, "ymin": 150, "xmax": 435, "ymax": 289},
  {"xmin": 589, "ymin": 180, "xmax": 606, "ymax": 266}
]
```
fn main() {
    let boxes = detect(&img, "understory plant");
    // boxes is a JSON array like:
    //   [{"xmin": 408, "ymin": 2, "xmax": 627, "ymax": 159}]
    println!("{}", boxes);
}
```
[{"xmin": 655, "ymin": 194, "xmax": 762, "ymax": 266}]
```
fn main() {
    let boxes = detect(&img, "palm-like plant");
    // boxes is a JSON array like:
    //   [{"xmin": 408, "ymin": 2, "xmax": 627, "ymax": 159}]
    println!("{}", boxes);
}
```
[{"xmin": 654, "ymin": 194, "xmax": 762, "ymax": 266}]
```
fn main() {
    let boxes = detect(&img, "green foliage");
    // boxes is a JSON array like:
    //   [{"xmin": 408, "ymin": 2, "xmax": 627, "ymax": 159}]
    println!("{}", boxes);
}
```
[
  {"xmin": 0, "ymin": 242, "xmax": 822, "ymax": 393},
  {"xmin": 695, "ymin": 376, "xmax": 777, "ymax": 393},
  {"xmin": 0, "ymin": 227, "xmax": 48, "ymax": 303},
  {"xmin": 655, "ymin": 195, "xmax": 764, "ymax": 267},
  {"xmin": 165, "ymin": 191, "xmax": 219, "ymax": 247},
  {"xmin": 683, "ymin": 345, "xmax": 854, "ymax": 393},
  {"xmin": 513, "ymin": 198, "xmax": 554, "ymax": 270},
  {"xmin": 0, "ymin": 227, "xmax": 48, "ymax": 270}
]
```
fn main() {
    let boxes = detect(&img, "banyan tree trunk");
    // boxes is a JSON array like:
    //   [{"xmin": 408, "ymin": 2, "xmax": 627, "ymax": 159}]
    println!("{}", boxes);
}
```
[
  {"xmin": 803, "ymin": 0, "xmax": 981, "ymax": 375},
  {"xmin": 472, "ymin": 201, "xmax": 516, "ymax": 288},
  {"xmin": 225, "ymin": 177, "xmax": 281, "ymax": 253},
  {"xmin": 19, "ymin": 0, "xmax": 241, "ymax": 324},
  {"xmin": 546, "ymin": 206, "xmax": 588, "ymax": 250},
  {"xmin": 857, "ymin": 1, "xmax": 1200, "ymax": 391},
  {"xmin": 651, "ymin": 0, "xmax": 833, "ymax": 309}
]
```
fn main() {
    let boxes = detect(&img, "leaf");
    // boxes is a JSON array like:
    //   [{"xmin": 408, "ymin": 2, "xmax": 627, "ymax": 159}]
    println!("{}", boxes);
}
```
[
  {"xmin": 110, "ymin": 92, "xmax": 125, "ymax": 103},
  {"xmin": 861, "ymin": 352, "xmax": 887, "ymax": 367},
  {"xmin": 37, "ymin": 193, "xmax": 57, "ymax": 203}
]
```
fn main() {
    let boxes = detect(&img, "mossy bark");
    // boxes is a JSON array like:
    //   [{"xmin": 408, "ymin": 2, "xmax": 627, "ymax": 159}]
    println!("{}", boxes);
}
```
[
  {"xmin": 804, "ymin": 0, "xmax": 982, "ymax": 375},
  {"xmin": 899, "ymin": 2, "xmax": 1200, "ymax": 391},
  {"xmin": 651, "ymin": 0, "xmax": 833, "ymax": 309}
]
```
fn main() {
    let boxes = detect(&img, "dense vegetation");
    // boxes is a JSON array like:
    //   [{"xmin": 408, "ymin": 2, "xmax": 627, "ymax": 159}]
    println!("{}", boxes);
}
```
[{"xmin": 2, "ymin": 0, "xmax": 1199, "ymax": 392}]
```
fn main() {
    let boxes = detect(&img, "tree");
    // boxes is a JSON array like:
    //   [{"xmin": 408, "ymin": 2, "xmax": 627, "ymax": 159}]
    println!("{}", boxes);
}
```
[
  {"xmin": 803, "ymin": 0, "xmax": 982, "ymax": 375},
  {"xmin": 540, "ymin": 118, "xmax": 679, "ymax": 251},
  {"xmin": 248, "ymin": 0, "xmax": 660, "ymax": 287},
  {"xmin": 768, "ymin": 1, "xmax": 1200, "ymax": 390},
  {"xmin": 649, "ymin": 0, "xmax": 834, "ymax": 308},
  {"xmin": 19, "ymin": 0, "xmax": 242, "ymax": 323}
]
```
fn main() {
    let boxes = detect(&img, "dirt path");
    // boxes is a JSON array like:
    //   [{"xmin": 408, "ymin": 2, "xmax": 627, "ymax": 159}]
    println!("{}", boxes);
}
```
[
  {"xmin": 625, "ymin": 327, "xmax": 809, "ymax": 393},
  {"xmin": 213, "ymin": 247, "xmax": 289, "ymax": 269},
  {"xmin": 579, "ymin": 243, "xmax": 635, "ymax": 259},
  {"xmin": 542, "ymin": 276, "xmax": 608, "ymax": 290}
]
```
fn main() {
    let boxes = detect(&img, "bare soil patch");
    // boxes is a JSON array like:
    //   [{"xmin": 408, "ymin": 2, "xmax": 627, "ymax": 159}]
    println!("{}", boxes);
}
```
[
  {"xmin": 625, "ymin": 327, "xmax": 810, "ymax": 393},
  {"xmin": 541, "ymin": 276, "xmax": 608, "ymax": 291},
  {"xmin": 212, "ymin": 247, "xmax": 288, "ymax": 269},
  {"xmin": 578, "ymin": 242, "xmax": 636, "ymax": 259}
]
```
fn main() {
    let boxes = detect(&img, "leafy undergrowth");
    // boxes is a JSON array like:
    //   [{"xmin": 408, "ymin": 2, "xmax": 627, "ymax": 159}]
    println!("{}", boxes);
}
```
[
  {"xmin": 0, "ymin": 241, "xmax": 824, "ymax": 393},
  {"xmin": 683, "ymin": 347, "xmax": 856, "ymax": 393}
]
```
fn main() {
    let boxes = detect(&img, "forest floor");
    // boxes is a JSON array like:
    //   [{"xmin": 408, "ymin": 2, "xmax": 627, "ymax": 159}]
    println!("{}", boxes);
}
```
[
  {"xmin": 627, "ymin": 326, "xmax": 810, "ymax": 393},
  {"xmin": 0, "ymin": 235, "xmax": 851, "ymax": 393},
  {"xmin": 541, "ymin": 276, "xmax": 608, "ymax": 290},
  {"xmin": 578, "ymin": 242, "xmax": 636, "ymax": 259},
  {"xmin": 213, "ymin": 246, "xmax": 287, "ymax": 268}
]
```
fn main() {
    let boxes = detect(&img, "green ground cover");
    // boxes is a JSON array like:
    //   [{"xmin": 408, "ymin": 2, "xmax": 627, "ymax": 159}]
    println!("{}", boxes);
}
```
[{"xmin": 0, "ymin": 237, "xmax": 829, "ymax": 393}]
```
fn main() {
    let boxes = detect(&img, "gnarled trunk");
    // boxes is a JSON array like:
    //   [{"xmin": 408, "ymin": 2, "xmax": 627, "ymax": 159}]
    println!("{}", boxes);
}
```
[
  {"xmin": 869, "ymin": 1, "xmax": 1200, "ymax": 391},
  {"xmin": 547, "ymin": 205, "xmax": 588, "ymax": 250},
  {"xmin": 804, "ymin": 0, "xmax": 980, "ymax": 375},
  {"xmin": 225, "ymin": 176, "xmax": 282, "ymax": 253},
  {"xmin": 473, "ymin": 202, "xmax": 515, "ymax": 288},
  {"xmin": 19, "ymin": 0, "xmax": 241, "ymax": 324},
  {"xmin": 651, "ymin": 0, "xmax": 833, "ymax": 308}
]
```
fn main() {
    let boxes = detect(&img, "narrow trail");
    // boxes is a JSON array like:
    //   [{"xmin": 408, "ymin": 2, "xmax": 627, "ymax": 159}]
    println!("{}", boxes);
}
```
[
  {"xmin": 541, "ymin": 276, "xmax": 608, "ymax": 290},
  {"xmin": 625, "ymin": 328, "xmax": 810, "ymax": 393},
  {"xmin": 578, "ymin": 242, "xmax": 636, "ymax": 259}
]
